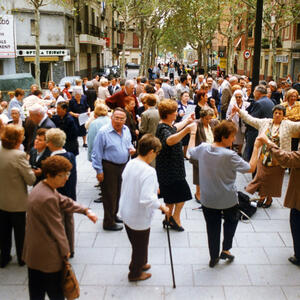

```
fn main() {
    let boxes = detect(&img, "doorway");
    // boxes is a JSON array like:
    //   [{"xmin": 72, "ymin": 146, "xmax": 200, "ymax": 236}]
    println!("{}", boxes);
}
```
[{"xmin": 31, "ymin": 62, "xmax": 51, "ymax": 88}]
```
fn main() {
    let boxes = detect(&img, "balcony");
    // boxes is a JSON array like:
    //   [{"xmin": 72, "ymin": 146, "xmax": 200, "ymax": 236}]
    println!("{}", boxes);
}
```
[{"xmin": 89, "ymin": 24, "xmax": 100, "ymax": 37}]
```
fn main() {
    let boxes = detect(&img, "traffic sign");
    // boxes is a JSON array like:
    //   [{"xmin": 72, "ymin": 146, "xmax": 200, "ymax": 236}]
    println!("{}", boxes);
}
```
[{"xmin": 244, "ymin": 50, "xmax": 251, "ymax": 60}]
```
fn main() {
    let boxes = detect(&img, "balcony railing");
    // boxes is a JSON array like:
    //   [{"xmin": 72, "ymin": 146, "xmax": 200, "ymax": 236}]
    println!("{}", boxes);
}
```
[{"xmin": 89, "ymin": 24, "xmax": 100, "ymax": 37}]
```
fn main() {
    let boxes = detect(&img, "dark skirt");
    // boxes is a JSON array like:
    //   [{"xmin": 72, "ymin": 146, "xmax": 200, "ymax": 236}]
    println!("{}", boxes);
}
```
[
  {"xmin": 78, "ymin": 124, "xmax": 87, "ymax": 137},
  {"xmin": 160, "ymin": 179, "xmax": 192, "ymax": 204},
  {"xmin": 246, "ymin": 160, "xmax": 285, "ymax": 197}
]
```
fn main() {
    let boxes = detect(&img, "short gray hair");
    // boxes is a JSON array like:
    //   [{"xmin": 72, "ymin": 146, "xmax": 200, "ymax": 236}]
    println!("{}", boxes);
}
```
[
  {"xmin": 200, "ymin": 107, "xmax": 214, "ymax": 118},
  {"xmin": 254, "ymin": 85, "xmax": 267, "ymax": 95},
  {"xmin": 86, "ymin": 81, "xmax": 93, "ymax": 89},
  {"xmin": 46, "ymin": 128, "xmax": 66, "ymax": 148},
  {"xmin": 29, "ymin": 104, "xmax": 45, "ymax": 115},
  {"xmin": 125, "ymin": 79, "xmax": 135, "ymax": 87},
  {"xmin": 73, "ymin": 86, "xmax": 82, "ymax": 96},
  {"xmin": 52, "ymin": 88, "xmax": 59, "ymax": 95},
  {"xmin": 229, "ymin": 76, "xmax": 238, "ymax": 83},
  {"xmin": 233, "ymin": 89, "xmax": 243, "ymax": 97},
  {"xmin": 11, "ymin": 107, "xmax": 20, "ymax": 113}
]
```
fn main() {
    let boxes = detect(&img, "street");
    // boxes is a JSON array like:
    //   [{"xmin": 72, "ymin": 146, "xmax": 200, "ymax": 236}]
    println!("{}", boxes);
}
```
[{"xmin": 0, "ymin": 143, "xmax": 299, "ymax": 300}]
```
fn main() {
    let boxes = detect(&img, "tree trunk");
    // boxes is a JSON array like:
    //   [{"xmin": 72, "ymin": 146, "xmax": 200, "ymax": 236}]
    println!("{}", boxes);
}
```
[
  {"xmin": 121, "ymin": 26, "xmax": 128, "ymax": 78},
  {"xmin": 197, "ymin": 44, "xmax": 202, "ymax": 73},
  {"xmin": 34, "ymin": 6, "xmax": 41, "ymax": 88},
  {"xmin": 271, "ymin": 30, "xmax": 277, "ymax": 81},
  {"xmin": 227, "ymin": 39, "xmax": 235, "ymax": 75},
  {"xmin": 203, "ymin": 47, "xmax": 208, "ymax": 74},
  {"xmin": 244, "ymin": 11, "xmax": 249, "ymax": 75}
]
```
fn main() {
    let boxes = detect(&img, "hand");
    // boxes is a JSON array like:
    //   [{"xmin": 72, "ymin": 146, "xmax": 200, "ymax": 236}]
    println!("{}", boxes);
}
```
[
  {"xmin": 33, "ymin": 168, "xmax": 42, "ymax": 176},
  {"xmin": 96, "ymin": 173, "xmax": 104, "ymax": 182},
  {"xmin": 256, "ymin": 134, "xmax": 269, "ymax": 145},
  {"xmin": 129, "ymin": 148, "xmax": 136, "ymax": 156},
  {"xmin": 44, "ymin": 95, "xmax": 50, "ymax": 100},
  {"xmin": 135, "ymin": 129, "xmax": 139, "ymax": 136},
  {"xmin": 160, "ymin": 205, "xmax": 169, "ymax": 215},
  {"xmin": 86, "ymin": 210, "xmax": 98, "ymax": 223},
  {"xmin": 210, "ymin": 98, "xmax": 216, "ymax": 107},
  {"xmin": 187, "ymin": 122, "xmax": 197, "ymax": 134},
  {"xmin": 231, "ymin": 105, "xmax": 240, "ymax": 114},
  {"xmin": 186, "ymin": 113, "xmax": 195, "ymax": 124}
]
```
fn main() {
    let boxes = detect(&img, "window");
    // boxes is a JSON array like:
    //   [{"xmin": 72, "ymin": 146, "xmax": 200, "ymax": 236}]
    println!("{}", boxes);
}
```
[
  {"xmin": 248, "ymin": 27, "xmax": 253, "ymax": 38},
  {"xmin": 132, "ymin": 33, "xmax": 139, "ymax": 48},
  {"xmin": 30, "ymin": 19, "xmax": 35, "ymax": 36},
  {"xmin": 68, "ymin": 25, "xmax": 72, "ymax": 43},
  {"xmin": 282, "ymin": 64, "xmax": 288, "ymax": 78}
]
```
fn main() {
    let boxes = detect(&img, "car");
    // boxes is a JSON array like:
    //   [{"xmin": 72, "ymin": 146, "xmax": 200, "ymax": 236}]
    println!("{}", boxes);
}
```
[
  {"xmin": 98, "ymin": 66, "xmax": 121, "ymax": 80},
  {"xmin": 58, "ymin": 76, "xmax": 81, "ymax": 91},
  {"xmin": 125, "ymin": 62, "xmax": 140, "ymax": 69}
]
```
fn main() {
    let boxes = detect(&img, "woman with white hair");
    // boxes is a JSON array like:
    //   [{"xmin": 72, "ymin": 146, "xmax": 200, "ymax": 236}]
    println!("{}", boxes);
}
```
[
  {"xmin": 69, "ymin": 86, "xmax": 90, "ymax": 147},
  {"xmin": 46, "ymin": 128, "xmax": 78, "ymax": 257},
  {"xmin": 226, "ymin": 89, "xmax": 250, "ymax": 156},
  {"xmin": 98, "ymin": 77, "xmax": 110, "ymax": 100},
  {"xmin": 8, "ymin": 107, "xmax": 24, "ymax": 127}
]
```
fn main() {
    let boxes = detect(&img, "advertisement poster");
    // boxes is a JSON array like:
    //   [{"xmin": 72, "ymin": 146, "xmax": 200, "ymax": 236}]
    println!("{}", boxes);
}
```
[{"xmin": 0, "ymin": 15, "xmax": 16, "ymax": 58}]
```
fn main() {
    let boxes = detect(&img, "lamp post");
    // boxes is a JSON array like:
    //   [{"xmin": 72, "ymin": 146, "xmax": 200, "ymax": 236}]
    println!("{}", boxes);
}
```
[{"xmin": 251, "ymin": 0, "xmax": 263, "ymax": 91}]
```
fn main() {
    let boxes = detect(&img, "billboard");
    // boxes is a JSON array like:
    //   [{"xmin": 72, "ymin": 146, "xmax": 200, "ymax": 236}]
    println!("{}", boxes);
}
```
[{"xmin": 0, "ymin": 15, "xmax": 16, "ymax": 58}]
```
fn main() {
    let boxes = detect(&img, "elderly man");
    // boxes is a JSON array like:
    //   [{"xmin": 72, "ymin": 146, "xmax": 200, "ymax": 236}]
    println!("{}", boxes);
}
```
[
  {"xmin": 108, "ymin": 78, "xmax": 121, "ymax": 96},
  {"xmin": 207, "ymin": 77, "xmax": 220, "ymax": 107},
  {"xmin": 8, "ymin": 88, "xmax": 25, "ymax": 121},
  {"xmin": 221, "ymin": 76, "xmax": 238, "ymax": 120},
  {"xmin": 162, "ymin": 78, "xmax": 175, "ymax": 99},
  {"xmin": 29, "ymin": 104, "xmax": 56, "ymax": 130},
  {"xmin": 92, "ymin": 108, "xmax": 135, "ymax": 231},
  {"xmin": 176, "ymin": 74, "xmax": 190, "ymax": 100},
  {"xmin": 44, "ymin": 81, "xmax": 55, "ymax": 101},
  {"xmin": 269, "ymin": 81, "xmax": 282, "ymax": 105},
  {"xmin": 106, "ymin": 79, "xmax": 138, "ymax": 110},
  {"xmin": 243, "ymin": 85, "xmax": 274, "ymax": 161},
  {"xmin": 52, "ymin": 88, "xmax": 65, "ymax": 106}
]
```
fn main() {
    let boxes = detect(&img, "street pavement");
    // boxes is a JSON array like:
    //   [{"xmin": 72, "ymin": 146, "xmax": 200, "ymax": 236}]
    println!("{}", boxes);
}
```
[{"xmin": 1, "ymin": 142, "xmax": 299, "ymax": 300}]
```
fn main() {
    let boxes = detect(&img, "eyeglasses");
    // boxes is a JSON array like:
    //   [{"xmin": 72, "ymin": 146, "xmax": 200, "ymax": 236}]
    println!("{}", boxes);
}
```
[
  {"xmin": 113, "ymin": 117, "xmax": 126, "ymax": 121},
  {"xmin": 57, "ymin": 172, "xmax": 71, "ymax": 178}
]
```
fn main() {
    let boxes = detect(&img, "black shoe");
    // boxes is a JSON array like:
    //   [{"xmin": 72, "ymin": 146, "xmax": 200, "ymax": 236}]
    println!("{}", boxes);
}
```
[
  {"xmin": 220, "ymin": 251, "xmax": 235, "ymax": 261},
  {"xmin": 288, "ymin": 256, "xmax": 300, "ymax": 266},
  {"xmin": 0, "ymin": 255, "xmax": 12, "ymax": 268},
  {"xmin": 94, "ymin": 198, "xmax": 103, "ymax": 203},
  {"xmin": 103, "ymin": 224, "xmax": 123, "ymax": 231},
  {"xmin": 18, "ymin": 260, "xmax": 26, "ymax": 267},
  {"xmin": 70, "ymin": 252, "xmax": 74, "ymax": 258},
  {"xmin": 115, "ymin": 216, "xmax": 123, "ymax": 223},
  {"xmin": 162, "ymin": 217, "xmax": 170, "ymax": 229},
  {"xmin": 209, "ymin": 258, "xmax": 219, "ymax": 268},
  {"xmin": 83, "ymin": 143, "xmax": 88, "ymax": 148},
  {"xmin": 169, "ymin": 216, "xmax": 184, "ymax": 232}
]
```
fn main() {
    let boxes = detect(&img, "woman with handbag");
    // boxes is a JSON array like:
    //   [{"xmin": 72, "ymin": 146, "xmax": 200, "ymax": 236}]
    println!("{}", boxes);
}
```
[{"xmin": 22, "ymin": 155, "xmax": 98, "ymax": 300}]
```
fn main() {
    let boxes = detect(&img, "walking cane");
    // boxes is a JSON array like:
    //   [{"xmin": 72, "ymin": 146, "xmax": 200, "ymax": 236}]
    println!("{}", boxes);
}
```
[{"xmin": 163, "ymin": 212, "xmax": 176, "ymax": 288}]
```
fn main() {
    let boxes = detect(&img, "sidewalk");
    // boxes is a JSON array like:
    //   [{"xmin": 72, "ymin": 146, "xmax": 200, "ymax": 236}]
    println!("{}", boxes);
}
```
[{"xmin": 0, "ymin": 145, "xmax": 299, "ymax": 300}]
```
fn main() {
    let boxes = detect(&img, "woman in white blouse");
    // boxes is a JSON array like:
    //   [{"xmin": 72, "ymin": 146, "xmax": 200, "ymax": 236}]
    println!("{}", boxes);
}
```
[
  {"xmin": 97, "ymin": 77, "xmax": 110, "ymax": 100},
  {"xmin": 118, "ymin": 134, "xmax": 168, "ymax": 282}
]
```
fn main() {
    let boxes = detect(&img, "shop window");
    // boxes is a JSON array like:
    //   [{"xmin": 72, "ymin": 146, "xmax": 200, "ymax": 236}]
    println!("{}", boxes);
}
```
[{"xmin": 282, "ymin": 64, "xmax": 288, "ymax": 78}]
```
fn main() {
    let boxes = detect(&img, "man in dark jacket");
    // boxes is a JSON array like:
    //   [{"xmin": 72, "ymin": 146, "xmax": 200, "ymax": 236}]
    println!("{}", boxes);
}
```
[{"xmin": 244, "ymin": 85, "xmax": 274, "ymax": 161}]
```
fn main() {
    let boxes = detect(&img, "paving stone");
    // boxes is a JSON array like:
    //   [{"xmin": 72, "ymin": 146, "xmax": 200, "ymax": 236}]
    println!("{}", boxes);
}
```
[
  {"xmin": 265, "ymin": 208, "xmax": 290, "ymax": 220},
  {"xmin": 0, "ymin": 285, "xmax": 29, "ymax": 300},
  {"xmin": 165, "ymin": 248, "xmax": 210, "ymax": 265},
  {"xmin": 94, "ymin": 231, "xmax": 131, "ymax": 247},
  {"xmin": 252, "ymin": 220, "xmax": 290, "ymax": 232},
  {"xmin": 224, "ymin": 286, "xmax": 286, "ymax": 300},
  {"xmin": 165, "ymin": 286, "xmax": 225, "ymax": 300},
  {"xmin": 149, "ymin": 232, "xmax": 189, "ymax": 248},
  {"xmin": 113, "ymin": 247, "xmax": 165, "ymax": 265},
  {"xmin": 279, "ymin": 232, "xmax": 293, "ymax": 247},
  {"xmin": 264, "ymin": 247, "xmax": 294, "ymax": 265},
  {"xmin": 105, "ymin": 286, "xmax": 164, "ymax": 300},
  {"xmin": 79, "ymin": 286, "xmax": 106, "ymax": 300},
  {"xmin": 0, "ymin": 265, "xmax": 27, "ymax": 284},
  {"xmin": 193, "ymin": 264, "xmax": 251, "ymax": 286},
  {"xmin": 75, "ymin": 232, "xmax": 97, "ymax": 248},
  {"xmin": 228, "ymin": 247, "xmax": 270, "ymax": 264},
  {"xmin": 71, "ymin": 248, "xmax": 115, "ymax": 265},
  {"xmin": 247, "ymin": 265, "xmax": 300, "ymax": 285},
  {"xmin": 235, "ymin": 232, "xmax": 285, "ymax": 247},
  {"xmin": 281, "ymin": 286, "xmax": 300, "ymax": 300}
]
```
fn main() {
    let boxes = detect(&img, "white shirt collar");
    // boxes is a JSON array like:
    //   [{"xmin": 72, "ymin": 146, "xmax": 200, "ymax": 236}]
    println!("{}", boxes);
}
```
[{"xmin": 51, "ymin": 149, "xmax": 67, "ymax": 156}]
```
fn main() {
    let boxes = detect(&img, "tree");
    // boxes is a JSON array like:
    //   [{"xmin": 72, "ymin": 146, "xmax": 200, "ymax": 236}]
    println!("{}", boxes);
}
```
[
  {"xmin": 243, "ymin": 0, "xmax": 300, "ymax": 80},
  {"xmin": 218, "ymin": 0, "xmax": 256, "ymax": 74},
  {"xmin": 26, "ymin": 0, "xmax": 72, "ymax": 88}
]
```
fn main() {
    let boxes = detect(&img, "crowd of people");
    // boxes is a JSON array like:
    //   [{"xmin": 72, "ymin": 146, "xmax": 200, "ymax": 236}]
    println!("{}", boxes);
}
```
[{"xmin": 0, "ymin": 66, "xmax": 300, "ymax": 299}]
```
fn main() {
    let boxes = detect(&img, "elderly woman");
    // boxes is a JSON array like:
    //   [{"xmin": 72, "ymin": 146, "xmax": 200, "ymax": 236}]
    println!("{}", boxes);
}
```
[
  {"xmin": 85, "ymin": 81, "xmax": 97, "ymax": 111},
  {"xmin": 118, "ymin": 134, "xmax": 168, "ymax": 282},
  {"xmin": 227, "ymin": 89, "xmax": 250, "ymax": 155},
  {"xmin": 0, "ymin": 125, "xmax": 36, "ymax": 267},
  {"xmin": 282, "ymin": 89, "xmax": 300, "ymax": 151},
  {"xmin": 45, "ymin": 128, "xmax": 78, "ymax": 258},
  {"xmin": 188, "ymin": 121, "xmax": 262, "ymax": 267},
  {"xmin": 69, "ymin": 86, "xmax": 90, "ymax": 147},
  {"xmin": 156, "ymin": 99, "xmax": 195, "ymax": 231},
  {"xmin": 52, "ymin": 101, "xmax": 79, "ymax": 156},
  {"xmin": 8, "ymin": 107, "xmax": 24, "ymax": 127},
  {"xmin": 258, "ymin": 134, "xmax": 300, "ymax": 266},
  {"xmin": 232, "ymin": 104, "xmax": 300, "ymax": 208},
  {"xmin": 98, "ymin": 77, "xmax": 110, "ymax": 100},
  {"xmin": 22, "ymin": 156, "xmax": 97, "ymax": 300},
  {"xmin": 191, "ymin": 108, "xmax": 219, "ymax": 203},
  {"xmin": 87, "ymin": 104, "xmax": 110, "ymax": 161}
]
